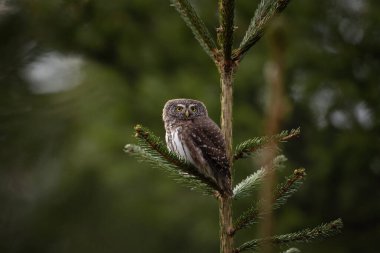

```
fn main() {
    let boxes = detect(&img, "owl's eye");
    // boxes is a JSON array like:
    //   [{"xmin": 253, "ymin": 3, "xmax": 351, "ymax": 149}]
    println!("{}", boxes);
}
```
[
  {"xmin": 190, "ymin": 106, "xmax": 197, "ymax": 112},
  {"xmin": 176, "ymin": 106, "xmax": 184, "ymax": 112}
]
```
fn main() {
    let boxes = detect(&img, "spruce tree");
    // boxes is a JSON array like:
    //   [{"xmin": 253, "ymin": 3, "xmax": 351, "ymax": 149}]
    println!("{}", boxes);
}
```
[{"xmin": 125, "ymin": 1, "xmax": 343, "ymax": 252}]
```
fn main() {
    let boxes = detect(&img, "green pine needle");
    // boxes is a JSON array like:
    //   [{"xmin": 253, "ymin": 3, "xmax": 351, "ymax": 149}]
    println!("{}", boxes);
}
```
[
  {"xmin": 233, "ymin": 0, "xmax": 291, "ymax": 61},
  {"xmin": 124, "ymin": 125, "xmax": 222, "ymax": 195},
  {"xmin": 282, "ymin": 248, "xmax": 301, "ymax": 253},
  {"xmin": 233, "ymin": 168, "xmax": 306, "ymax": 232},
  {"xmin": 233, "ymin": 203, "xmax": 260, "ymax": 233},
  {"xmin": 233, "ymin": 155, "xmax": 287, "ymax": 200},
  {"xmin": 170, "ymin": 0, "xmax": 218, "ymax": 61},
  {"xmin": 233, "ymin": 127, "xmax": 300, "ymax": 161},
  {"xmin": 236, "ymin": 218, "xmax": 343, "ymax": 252},
  {"xmin": 273, "ymin": 168, "xmax": 306, "ymax": 209},
  {"xmin": 133, "ymin": 124, "xmax": 185, "ymax": 167}
]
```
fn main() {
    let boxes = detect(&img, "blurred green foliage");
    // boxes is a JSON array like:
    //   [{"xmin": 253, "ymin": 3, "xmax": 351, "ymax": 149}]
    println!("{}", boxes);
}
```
[{"xmin": 0, "ymin": 0, "xmax": 379, "ymax": 252}]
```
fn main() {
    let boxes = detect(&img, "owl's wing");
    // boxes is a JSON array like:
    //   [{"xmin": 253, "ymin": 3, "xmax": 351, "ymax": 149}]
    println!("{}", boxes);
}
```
[{"xmin": 185, "ymin": 117, "xmax": 231, "ymax": 195}]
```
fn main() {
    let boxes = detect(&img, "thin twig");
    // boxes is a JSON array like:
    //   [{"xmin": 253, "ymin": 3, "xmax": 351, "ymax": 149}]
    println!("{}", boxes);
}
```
[{"xmin": 170, "ymin": 0, "xmax": 218, "ymax": 61}]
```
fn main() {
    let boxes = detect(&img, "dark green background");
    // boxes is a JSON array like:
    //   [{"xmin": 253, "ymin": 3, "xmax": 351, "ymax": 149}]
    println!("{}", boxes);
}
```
[{"xmin": 1, "ymin": 0, "xmax": 379, "ymax": 252}]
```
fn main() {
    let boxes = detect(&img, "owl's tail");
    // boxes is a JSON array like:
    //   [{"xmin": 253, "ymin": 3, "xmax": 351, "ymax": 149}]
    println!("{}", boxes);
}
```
[{"xmin": 217, "ymin": 175, "xmax": 233, "ymax": 197}]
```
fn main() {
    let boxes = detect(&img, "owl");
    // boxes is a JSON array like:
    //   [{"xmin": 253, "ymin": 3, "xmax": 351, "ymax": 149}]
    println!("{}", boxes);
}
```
[{"xmin": 162, "ymin": 98, "xmax": 232, "ymax": 196}]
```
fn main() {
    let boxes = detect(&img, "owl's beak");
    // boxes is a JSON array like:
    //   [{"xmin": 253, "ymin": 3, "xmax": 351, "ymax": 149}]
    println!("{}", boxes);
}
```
[{"xmin": 185, "ymin": 110, "xmax": 190, "ymax": 118}]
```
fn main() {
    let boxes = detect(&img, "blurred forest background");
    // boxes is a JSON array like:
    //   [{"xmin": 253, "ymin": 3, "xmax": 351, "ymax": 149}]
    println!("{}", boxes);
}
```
[{"xmin": 1, "ymin": 0, "xmax": 379, "ymax": 252}]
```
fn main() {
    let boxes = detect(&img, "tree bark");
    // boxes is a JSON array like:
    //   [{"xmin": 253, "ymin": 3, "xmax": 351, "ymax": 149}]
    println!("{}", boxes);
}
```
[
  {"xmin": 219, "ymin": 67, "xmax": 234, "ymax": 253},
  {"xmin": 218, "ymin": 1, "xmax": 235, "ymax": 252},
  {"xmin": 219, "ymin": 194, "xmax": 233, "ymax": 253},
  {"xmin": 220, "ymin": 70, "xmax": 234, "ymax": 159},
  {"xmin": 258, "ymin": 21, "xmax": 286, "ymax": 253}
]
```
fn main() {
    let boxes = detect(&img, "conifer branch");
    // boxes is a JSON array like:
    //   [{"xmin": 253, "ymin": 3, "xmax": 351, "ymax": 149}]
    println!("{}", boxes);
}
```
[
  {"xmin": 273, "ymin": 168, "xmax": 306, "ymax": 209},
  {"xmin": 235, "ymin": 218, "xmax": 343, "ymax": 252},
  {"xmin": 133, "ymin": 125, "xmax": 183, "ymax": 167},
  {"xmin": 124, "ymin": 125, "xmax": 223, "ymax": 195},
  {"xmin": 233, "ymin": 168, "xmax": 306, "ymax": 232},
  {"xmin": 233, "ymin": 155, "xmax": 287, "ymax": 200},
  {"xmin": 233, "ymin": 203, "xmax": 260, "ymax": 235},
  {"xmin": 170, "ymin": 0, "xmax": 218, "ymax": 61},
  {"xmin": 218, "ymin": 0, "xmax": 235, "ymax": 64},
  {"xmin": 233, "ymin": 127, "xmax": 300, "ymax": 161},
  {"xmin": 232, "ymin": 0, "xmax": 291, "ymax": 62}
]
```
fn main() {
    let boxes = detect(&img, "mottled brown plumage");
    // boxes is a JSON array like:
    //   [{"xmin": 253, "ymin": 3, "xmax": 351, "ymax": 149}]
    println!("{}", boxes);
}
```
[{"xmin": 162, "ymin": 98, "xmax": 232, "ymax": 196}]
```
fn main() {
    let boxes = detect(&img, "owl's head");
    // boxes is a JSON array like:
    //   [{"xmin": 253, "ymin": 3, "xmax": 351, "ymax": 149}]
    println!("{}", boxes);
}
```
[{"xmin": 163, "ymin": 98, "xmax": 208, "ymax": 120}]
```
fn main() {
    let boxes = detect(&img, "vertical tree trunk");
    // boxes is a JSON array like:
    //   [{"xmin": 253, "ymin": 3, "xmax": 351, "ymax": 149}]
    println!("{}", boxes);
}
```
[
  {"xmin": 220, "ymin": 70, "xmax": 234, "ymax": 159},
  {"xmin": 218, "ymin": 0, "xmax": 235, "ymax": 252},
  {"xmin": 219, "ymin": 68, "xmax": 234, "ymax": 253},
  {"xmin": 258, "ymin": 21, "xmax": 286, "ymax": 253},
  {"xmin": 219, "ymin": 194, "xmax": 233, "ymax": 253}
]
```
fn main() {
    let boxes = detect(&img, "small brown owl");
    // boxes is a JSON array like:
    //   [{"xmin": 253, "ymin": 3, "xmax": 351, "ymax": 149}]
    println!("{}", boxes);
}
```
[{"xmin": 162, "ymin": 98, "xmax": 232, "ymax": 196}]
